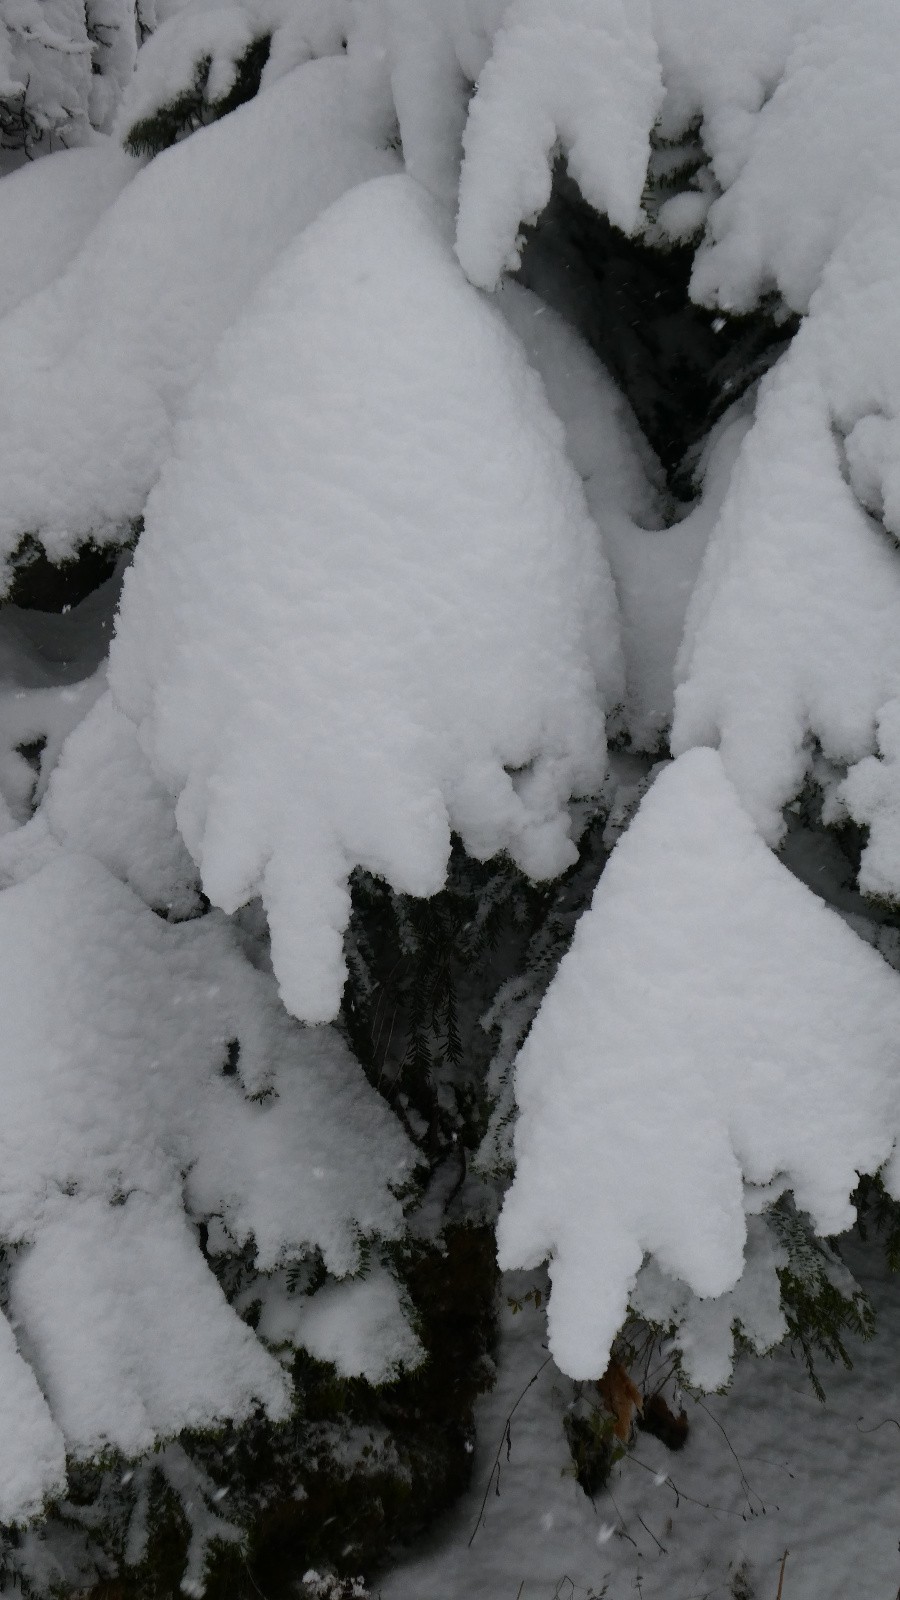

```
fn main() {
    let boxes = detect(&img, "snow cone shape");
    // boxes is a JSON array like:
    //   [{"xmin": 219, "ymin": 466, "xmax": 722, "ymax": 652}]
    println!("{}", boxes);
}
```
[
  {"xmin": 112, "ymin": 173, "xmax": 622, "ymax": 1022},
  {"xmin": 498, "ymin": 747, "xmax": 900, "ymax": 1380}
]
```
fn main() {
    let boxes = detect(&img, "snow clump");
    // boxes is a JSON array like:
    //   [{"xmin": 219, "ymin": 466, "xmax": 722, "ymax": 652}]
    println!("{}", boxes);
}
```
[
  {"xmin": 499, "ymin": 750, "xmax": 900, "ymax": 1379},
  {"xmin": 111, "ymin": 173, "xmax": 623, "ymax": 1022}
]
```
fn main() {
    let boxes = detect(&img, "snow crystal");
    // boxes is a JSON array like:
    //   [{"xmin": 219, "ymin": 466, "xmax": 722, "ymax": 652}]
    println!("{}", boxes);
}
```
[
  {"xmin": 455, "ymin": 0, "xmax": 663, "ymax": 289},
  {"xmin": 498, "ymin": 749, "xmax": 900, "ymax": 1379},
  {"xmin": 257, "ymin": 1268, "xmax": 424, "ymax": 1383},
  {"xmin": 111, "ymin": 173, "xmax": 621, "ymax": 1022},
  {"xmin": 0, "ymin": 52, "xmax": 397, "ymax": 574}
]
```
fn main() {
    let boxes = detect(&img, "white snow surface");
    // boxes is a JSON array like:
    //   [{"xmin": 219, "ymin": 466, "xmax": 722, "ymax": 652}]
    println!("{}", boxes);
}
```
[
  {"xmin": 0, "ymin": 849, "xmax": 413, "ymax": 1506},
  {"xmin": 257, "ymin": 1267, "xmax": 424, "ymax": 1383},
  {"xmin": 455, "ymin": 0, "xmax": 663, "ymax": 289},
  {"xmin": 631, "ymin": 1213, "xmax": 788, "ymax": 1391},
  {"xmin": 0, "ymin": 143, "xmax": 134, "ymax": 319},
  {"xmin": 498, "ymin": 749, "xmax": 900, "ymax": 1379},
  {"xmin": 10, "ymin": 1191, "xmax": 289, "ymax": 1459},
  {"xmin": 0, "ymin": 0, "xmax": 96, "ymax": 151},
  {"xmin": 0, "ymin": 1308, "xmax": 66, "ymax": 1525},
  {"xmin": 114, "ymin": 4, "xmax": 260, "ymax": 140},
  {"xmin": 0, "ymin": 52, "xmax": 397, "ymax": 576},
  {"xmin": 673, "ymin": 220, "xmax": 900, "ymax": 842},
  {"xmin": 497, "ymin": 281, "xmax": 746, "ymax": 748},
  {"xmin": 115, "ymin": 0, "xmax": 353, "ymax": 142},
  {"xmin": 383, "ymin": 1248, "xmax": 900, "ymax": 1600},
  {"xmin": 111, "ymin": 173, "xmax": 622, "ymax": 1022},
  {"xmin": 41, "ymin": 689, "xmax": 199, "ymax": 916}
]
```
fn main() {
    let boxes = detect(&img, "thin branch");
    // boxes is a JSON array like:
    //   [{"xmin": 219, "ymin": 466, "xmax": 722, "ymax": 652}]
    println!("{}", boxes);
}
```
[
  {"xmin": 693, "ymin": 1397, "xmax": 766, "ymax": 1514},
  {"xmin": 468, "ymin": 1357, "xmax": 553, "ymax": 1546}
]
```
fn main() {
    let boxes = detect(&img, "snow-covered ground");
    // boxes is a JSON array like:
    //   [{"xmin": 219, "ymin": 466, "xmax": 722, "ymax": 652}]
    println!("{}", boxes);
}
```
[{"xmin": 383, "ymin": 1242, "xmax": 900, "ymax": 1600}]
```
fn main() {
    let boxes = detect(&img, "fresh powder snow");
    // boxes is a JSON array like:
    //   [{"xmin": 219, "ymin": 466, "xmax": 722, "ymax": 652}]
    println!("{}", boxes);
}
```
[
  {"xmin": 0, "ymin": 51, "xmax": 398, "ymax": 574},
  {"xmin": 110, "ymin": 172, "xmax": 622, "ymax": 1022},
  {"xmin": 498, "ymin": 749, "xmax": 900, "ymax": 1379}
]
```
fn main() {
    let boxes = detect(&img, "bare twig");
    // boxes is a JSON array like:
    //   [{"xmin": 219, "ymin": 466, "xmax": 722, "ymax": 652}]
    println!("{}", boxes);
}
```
[
  {"xmin": 624, "ymin": 1452, "xmax": 748, "ymax": 1519},
  {"xmin": 693, "ymin": 1398, "xmax": 766, "ymax": 1514},
  {"xmin": 468, "ymin": 1357, "xmax": 553, "ymax": 1546},
  {"xmin": 775, "ymin": 1549, "xmax": 788, "ymax": 1600}
]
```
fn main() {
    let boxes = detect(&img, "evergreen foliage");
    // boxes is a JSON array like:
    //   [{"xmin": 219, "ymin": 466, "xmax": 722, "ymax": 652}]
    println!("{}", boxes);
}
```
[
  {"xmin": 122, "ymin": 34, "xmax": 271, "ymax": 158},
  {"xmin": 2, "ymin": 3, "xmax": 900, "ymax": 1594}
]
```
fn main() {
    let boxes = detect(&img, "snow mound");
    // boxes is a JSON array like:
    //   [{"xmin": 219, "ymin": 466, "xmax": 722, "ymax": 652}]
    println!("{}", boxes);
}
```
[
  {"xmin": 41, "ymin": 690, "xmax": 199, "ymax": 916},
  {"xmin": 0, "ymin": 850, "xmax": 413, "ymax": 1508},
  {"xmin": 498, "ymin": 749, "xmax": 900, "ymax": 1379},
  {"xmin": 0, "ymin": 0, "xmax": 95, "ymax": 151},
  {"xmin": 455, "ymin": 0, "xmax": 663, "ymax": 289},
  {"xmin": 0, "ymin": 1308, "xmax": 66, "ymax": 1525},
  {"xmin": 0, "ymin": 143, "xmax": 134, "ymax": 319},
  {"xmin": 0, "ymin": 52, "xmax": 397, "ymax": 577},
  {"xmin": 111, "ymin": 173, "xmax": 622, "ymax": 1022}
]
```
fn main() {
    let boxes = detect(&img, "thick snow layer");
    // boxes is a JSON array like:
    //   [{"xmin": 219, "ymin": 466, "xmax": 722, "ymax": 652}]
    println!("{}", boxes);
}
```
[
  {"xmin": 651, "ymin": 4, "xmax": 900, "ymax": 846},
  {"xmin": 838, "ymin": 698, "xmax": 900, "ymax": 901},
  {"xmin": 41, "ymin": 690, "xmax": 199, "ymax": 916},
  {"xmin": 498, "ymin": 749, "xmax": 900, "ymax": 1379},
  {"xmin": 383, "ymin": 1245, "xmax": 900, "ymax": 1600},
  {"xmin": 674, "ymin": 220, "xmax": 900, "ymax": 841},
  {"xmin": 456, "ymin": 0, "xmax": 663, "ymax": 289},
  {"xmin": 0, "ymin": 143, "xmax": 134, "ymax": 319},
  {"xmin": 111, "ymin": 173, "xmax": 622, "ymax": 1022},
  {"xmin": 0, "ymin": 850, "xmax": 412, "ymax": 1503},
  {"xmin": 0, "ymin": 1308, "xmax": 66, "ymax": 1525},
  {"xmin": 115, "ymin": 4, "xmax": 259, "ymax": 140},
  {"xmin": 0, "ymin": 52, "xmax": 397, "ymax": 576},
  {"xmin": 257, "ymin": 1268, "xmax": 424, "ymax": 1383},
  {"xmin": 381, "ymin": 0, "xmax": 504, "ymax": 206},
  {"xmin": 120, "ymin": 0, "xmax": 353, "ymax": 126},
  {"xmin": 0, "ymin": 669, "xmax": 105, "ymax": 827},
  {"xmin": 11, "ymin": 1192, "xmax": 290, "ymax": 1459},
  {"xmin": 0, "ymin": 0, "xmax": 96, "ymax": 151},
  {"xmin": 631, "ymin": 1213, "xmax": 788, "ymax": 1390},
  {"xmin": 498, "ymin": 281, "xmax": 746, "ymax": 748}
]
